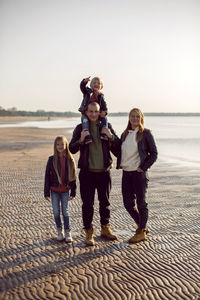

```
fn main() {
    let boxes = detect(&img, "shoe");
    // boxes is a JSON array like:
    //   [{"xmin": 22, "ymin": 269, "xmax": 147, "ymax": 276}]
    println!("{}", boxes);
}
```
[
  {"xmin": 65, "ymin": 230, "xmax": 73, "ymax": 243},
  {"xmin": 56, "ymin": 228, "xmax": 64, "ymax": 241},
  {"xmin": 85, "ymin": 135, "xmax": 92, "ymax": 144},
  {"xmin": 128, "ymin": 229, "xmax": 146, "ymax": 243},
  {"xmin": 136, "ymin": 223, "xmax": 149, "ymax": 234},
  {"xmin": 84, "ymin": 228, "xmax": 95, "ymax": 246},
  {"xmin": 100, "ymin": 133, "xmax": 109, "ymax": 141},
  {"xmin": 101, "ymin": 224, "xmax": 118, "ymax": 240}
]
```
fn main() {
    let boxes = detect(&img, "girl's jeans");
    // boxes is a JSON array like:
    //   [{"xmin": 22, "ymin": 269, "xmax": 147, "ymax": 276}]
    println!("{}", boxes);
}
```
[{"xmin": 51, "ymin": 191, "xmax": 70, "ymax": 230}]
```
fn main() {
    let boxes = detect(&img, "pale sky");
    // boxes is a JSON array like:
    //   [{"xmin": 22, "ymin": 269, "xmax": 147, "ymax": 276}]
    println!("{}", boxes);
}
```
[{"xmin": 0, "ymin": 0, "xmax": 200, "ymax": 113}]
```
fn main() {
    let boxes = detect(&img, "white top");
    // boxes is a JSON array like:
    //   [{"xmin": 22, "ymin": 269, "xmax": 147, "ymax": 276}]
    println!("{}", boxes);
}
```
[{"xmin": 121, "ymin": 128, "xmax": 141, "ymax": 171}]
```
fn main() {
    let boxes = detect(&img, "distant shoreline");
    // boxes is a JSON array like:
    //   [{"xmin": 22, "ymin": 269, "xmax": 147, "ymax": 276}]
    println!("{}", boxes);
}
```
[{"xmin": 0, "ymin": 111, "xmax": 200, "ymax": 118}]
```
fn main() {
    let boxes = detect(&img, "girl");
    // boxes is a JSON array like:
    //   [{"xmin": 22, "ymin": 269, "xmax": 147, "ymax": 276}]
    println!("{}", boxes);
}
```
[
  {"xmin": 44, "ymin": 136, "xmax": 76, "ymax": 242},
  {"xmin": 117, "ymin": 108, "xmax": 158, "ymax": 243}
]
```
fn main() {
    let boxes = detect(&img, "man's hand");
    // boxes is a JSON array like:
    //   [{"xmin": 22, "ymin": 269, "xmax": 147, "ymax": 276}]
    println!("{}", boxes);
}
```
[
  {"xmin": 84, "ymin": 76, "xmax": 91, "ymax": 83},
  {"xmin": 45, "ymin": 196, "xmax": 51, "ymax": 201},
  {"xmin": 101, "ymin": 127, "xmax": 113, "ymax": 139},
  {"xmin": 80, "ymin": 130, "xmax": 90, "ymax": 143},
  {"xmin": 69, "ymin": 196, "xmax": 74, "ymax": 200}
]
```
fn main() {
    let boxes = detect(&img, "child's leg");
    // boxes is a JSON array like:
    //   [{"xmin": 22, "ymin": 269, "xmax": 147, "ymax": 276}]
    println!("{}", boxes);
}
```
[
  {"xmin": 60, "ymin": 192, "xmax": 70, "ymax": 230},
  {"xmin": 51, "ymin": 191, "xmax": 62, "ymax": 228},
  {"xmin": 99, "ymin": 116, "xmax": 108, "ymax": 128},
  {"xmin": 81, "ymin": 114, "xmax": 92, "ymax": 144},
  {"xmin": 100, "ymin": 116, "xmax": 109, "ymax": 140},
  {"xmin": 81, "ymin": 114, "xmax": 90, "ymax": 131}
]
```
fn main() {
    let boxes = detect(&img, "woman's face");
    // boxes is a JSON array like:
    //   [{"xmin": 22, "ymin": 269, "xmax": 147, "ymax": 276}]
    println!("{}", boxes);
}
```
[
  {"xmin": 56, "ymin": 139, "xmax": 66, "ymax": 154},
  {"xmin": 129, "ymin": 111, "xmax": 140, "ymax": 129}
]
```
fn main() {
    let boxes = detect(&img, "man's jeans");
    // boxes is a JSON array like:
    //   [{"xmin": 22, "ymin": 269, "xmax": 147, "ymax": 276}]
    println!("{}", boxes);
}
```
[
  {"xmin": 51, "ymin": 191, "xmax": 70, "ymax": 230},
  {"xmin": 79, "ymin": 170, "xmax": 111, "ymax": 229}
]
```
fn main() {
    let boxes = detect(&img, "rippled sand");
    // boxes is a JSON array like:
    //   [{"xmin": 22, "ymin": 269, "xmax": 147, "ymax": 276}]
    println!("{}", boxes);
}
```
[{"xmin": 0, "ymin": 125, "xmax": 200, "ymax": 300}]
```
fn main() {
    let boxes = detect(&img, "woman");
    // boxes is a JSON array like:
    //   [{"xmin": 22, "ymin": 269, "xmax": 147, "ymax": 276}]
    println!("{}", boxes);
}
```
[{"xmin": 117, "ymin": 108, "xmax": 158, "ymax": 243}]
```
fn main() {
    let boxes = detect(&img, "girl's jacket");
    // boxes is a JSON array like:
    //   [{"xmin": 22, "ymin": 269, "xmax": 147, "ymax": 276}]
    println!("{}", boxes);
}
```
[{"xmin": 44, "ymin": 156, "xmax": 76, "ymax": 198}]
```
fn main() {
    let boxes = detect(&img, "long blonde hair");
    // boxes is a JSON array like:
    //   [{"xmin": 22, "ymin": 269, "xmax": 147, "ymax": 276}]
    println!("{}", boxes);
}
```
[
  {"xmin": 53, "ymin": 136, "xmax": 76, "ymax": 184},
  {"xmin": 121, "ymin": 108, "xmax": 145, "ymax": 142}
]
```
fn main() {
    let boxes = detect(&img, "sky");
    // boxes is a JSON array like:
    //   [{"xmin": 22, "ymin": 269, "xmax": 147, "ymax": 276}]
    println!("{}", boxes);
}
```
[{"xmin": 0, "ymin": 0, "xmax": 200, "ymax": 113}]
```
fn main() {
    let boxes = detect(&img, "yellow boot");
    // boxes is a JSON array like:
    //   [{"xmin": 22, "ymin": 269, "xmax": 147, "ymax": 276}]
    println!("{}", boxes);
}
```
[
  {"xmin": 84, "ymin": 228, "xmax": 95, "ymax": 246},
  {"xmin": 101, "ymin": 224, "xmax": 118, "ymax": 240},
  {"xmin": 128, "ymin": 229, "xmax": 146, "ymax": 243},
  {"xmin": 136, "ymin": 223, "xmax": 149, "ymax": 234}
]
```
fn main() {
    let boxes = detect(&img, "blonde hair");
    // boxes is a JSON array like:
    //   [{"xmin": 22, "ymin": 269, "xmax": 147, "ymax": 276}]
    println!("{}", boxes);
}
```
[
  {"xmin": 90, "ymin": 77, "xmax": 103, "ymax": 90},
  {"xmin": 121, "ymin": 108, "xmax": 145, "ymax": 142},
  {"xmin": 53, "ymin": 136, "xmax": 76, "ymax": 184}
]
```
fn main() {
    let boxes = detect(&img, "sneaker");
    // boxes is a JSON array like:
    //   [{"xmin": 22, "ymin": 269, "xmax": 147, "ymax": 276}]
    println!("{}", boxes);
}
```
[
  {"xmin": 101, "ymin": 224, "xmax": 118, "ymax": 240},
  {"xmin": 100, "ymin": 133, "xmax": 109, "ymax": 141},
  {"xmin": 84, "ymin": 228, "xmax": 95, "ymax": 246},
  {"xmin": 65, "ymin": 230, "xmax": 73, "ymax": 243},
  {"xmin": 56, "ymin": 228, "xmax": 64, "ymax": 241},
  {"xmin": 85, "ymin": 135, "xmax": 92, "ymax": 144}
]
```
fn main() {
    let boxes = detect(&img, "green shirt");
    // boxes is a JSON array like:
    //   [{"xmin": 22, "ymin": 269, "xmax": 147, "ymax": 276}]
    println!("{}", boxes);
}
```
[{"xmin": 88, "ymin": 122, "xmax": 104, "ymax": 171}]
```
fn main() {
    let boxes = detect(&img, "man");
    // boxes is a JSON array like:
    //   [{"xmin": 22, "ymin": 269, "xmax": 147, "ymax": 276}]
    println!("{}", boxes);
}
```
[{"xmin": 69, "ymin": 102, "xmax": 119, "ymax": 246}]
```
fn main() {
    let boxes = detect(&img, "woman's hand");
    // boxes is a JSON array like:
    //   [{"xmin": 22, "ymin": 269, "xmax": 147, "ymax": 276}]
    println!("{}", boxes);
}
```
[
  {"xmin": 45, "ymin": 196, "xmax": 51, "ymax": 201},
  {"xmin": 69, "ymin": 196, "xmax": 74, "ymax": 200},
  {"xmin": 137, "ymin": 167, "xmax": 144, "ymax": 173}
]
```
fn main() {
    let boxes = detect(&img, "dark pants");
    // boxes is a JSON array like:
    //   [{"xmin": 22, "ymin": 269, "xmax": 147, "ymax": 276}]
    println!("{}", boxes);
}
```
[
  {"xmin": 79, "ymin": 170, "xmax": 111, "ymax": 229},
  {"xmin": 122, "ymin": 170, "xmax": 148, "ymax": 229}
]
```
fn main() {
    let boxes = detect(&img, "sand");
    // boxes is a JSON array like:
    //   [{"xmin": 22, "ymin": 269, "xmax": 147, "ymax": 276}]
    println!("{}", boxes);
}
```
[{"xmin": 0, "ymin": 119, "xmax": 200, "ymax": 300}]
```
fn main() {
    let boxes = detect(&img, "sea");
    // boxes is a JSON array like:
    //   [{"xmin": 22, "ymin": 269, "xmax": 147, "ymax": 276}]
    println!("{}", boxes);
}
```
[{"xmin": 1, "ymin": 116, "xmax": 200, "ymax": 168}]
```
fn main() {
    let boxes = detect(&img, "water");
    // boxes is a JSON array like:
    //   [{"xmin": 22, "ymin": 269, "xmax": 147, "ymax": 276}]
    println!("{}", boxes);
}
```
[{"xmin": 1, "ymin": 116, "xmax": 200, "ymax": 167}]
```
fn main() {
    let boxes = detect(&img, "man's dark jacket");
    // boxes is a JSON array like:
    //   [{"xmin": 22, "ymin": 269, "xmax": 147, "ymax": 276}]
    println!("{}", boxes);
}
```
[{"xmin": 69, "ymin": 123, "xmax": 119, "ymax": 171}]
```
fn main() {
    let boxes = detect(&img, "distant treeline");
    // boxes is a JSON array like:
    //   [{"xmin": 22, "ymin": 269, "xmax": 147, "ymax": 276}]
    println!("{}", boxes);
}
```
[{"xmin": 0, "ymin": 109, "xmax": 199, "ymax": 117}]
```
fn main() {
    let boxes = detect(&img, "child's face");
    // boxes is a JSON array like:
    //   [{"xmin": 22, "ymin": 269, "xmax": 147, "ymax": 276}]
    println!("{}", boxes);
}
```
[
  {"xmin": 56, "ymin": 139, "xmax": 66, "ymax": 154},
  {"xmin": 91, "ymin": 79, "xmax": 101, "ymax": 92}
]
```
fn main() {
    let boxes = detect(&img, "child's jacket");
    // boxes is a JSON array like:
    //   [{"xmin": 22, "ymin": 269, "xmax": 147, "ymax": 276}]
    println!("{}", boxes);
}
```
[
  {"xmin": 78, "ymin": 79, "xmax": 108, "ymax": 112},
  {"xmin": 44, "ymin": 156, "xmax": 76, "ymax": 198}
]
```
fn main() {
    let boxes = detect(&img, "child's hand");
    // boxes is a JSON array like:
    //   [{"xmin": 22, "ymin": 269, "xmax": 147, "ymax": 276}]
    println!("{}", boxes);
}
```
[
  {"xmin": 45, "ymin": 197, "xmax": 51, "ymax": 201},
  {"xmin": 84, "ymin": 76, "xmax": 91, "ymax": 83},
  {"xmin": 69, "ymin": 196, "xmax": 74, "ymax": 200},
  {"xmin": 100, "ymin": 111, "xmax": 106, "ymax": 118}
]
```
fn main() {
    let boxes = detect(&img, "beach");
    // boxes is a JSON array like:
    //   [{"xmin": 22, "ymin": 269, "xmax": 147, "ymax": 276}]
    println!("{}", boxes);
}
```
[{"xmin": 0, "ymin": 119, "xmax": 200, "ymax": 300}]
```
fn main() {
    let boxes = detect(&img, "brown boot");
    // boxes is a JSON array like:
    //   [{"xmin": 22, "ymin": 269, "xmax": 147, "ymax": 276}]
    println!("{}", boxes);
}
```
[
  {"xmin": 101, "ymin": 224, "xmax": 118, "ymax": 240},
  {"xmin": 136, "ymin": 223, "xmax": 149, "ymax": 234},
  {"xmin": 128, "ymin": 229, "xmax": 146, "ymax": 243},
  {"xmin": 84, "ymin": 228, "xmax": 95, "ymax": 246}
]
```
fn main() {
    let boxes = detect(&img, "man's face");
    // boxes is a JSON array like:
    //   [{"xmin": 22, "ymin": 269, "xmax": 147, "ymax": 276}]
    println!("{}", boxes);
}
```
[{"xmin": 86, "ymin": 103, "xmax": 100, "ymax": 123}]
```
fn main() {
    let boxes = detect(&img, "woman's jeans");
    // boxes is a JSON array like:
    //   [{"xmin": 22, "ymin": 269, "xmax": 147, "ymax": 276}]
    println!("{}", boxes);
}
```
[
  {"xmin": 122, "ymin": 170, "xmax": 148, "ymax": 229},
  {"xmin": 51, "ymin": 191, "xmax": 70, "ymax": 230}
]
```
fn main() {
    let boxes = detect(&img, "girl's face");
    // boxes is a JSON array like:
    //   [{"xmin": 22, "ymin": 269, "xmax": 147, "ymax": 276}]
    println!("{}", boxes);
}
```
[
  {"xmin": 129, "ymin": 111, "xmax": 140, "ymax": 129},
  {"xmin": 91, "ymin": 79, "xmax": 101, "ymax": 92},
  {"xmin": 56, "ymin": 139, "xmax": 66, "ymax": 154}
]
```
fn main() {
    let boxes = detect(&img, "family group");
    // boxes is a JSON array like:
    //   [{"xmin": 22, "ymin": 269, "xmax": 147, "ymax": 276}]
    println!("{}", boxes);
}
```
[{"xmin": 44, "ymin": 76, "xmax": 158, "ymax": 246}]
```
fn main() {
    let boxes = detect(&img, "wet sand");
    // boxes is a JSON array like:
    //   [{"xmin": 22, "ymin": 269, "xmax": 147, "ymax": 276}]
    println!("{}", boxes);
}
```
[{"xmin": 0, "ymin": 122, "xmax": 200, "ymax": 300}]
